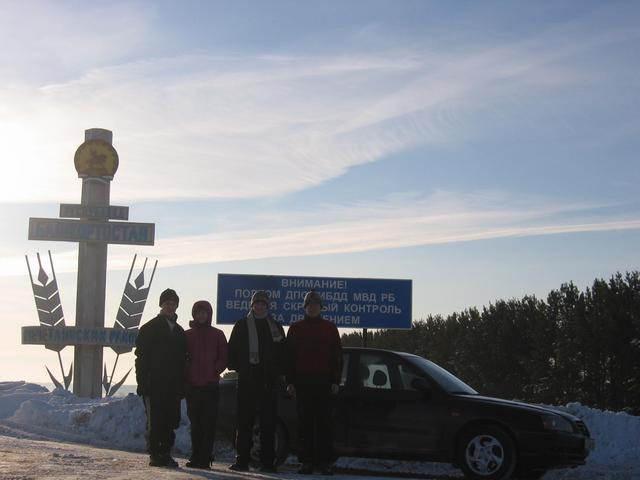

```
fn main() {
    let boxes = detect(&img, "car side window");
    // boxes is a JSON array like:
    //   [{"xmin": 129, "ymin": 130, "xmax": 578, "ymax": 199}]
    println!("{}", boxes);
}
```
[
  {"xmin": 357, "ymin": 354, "xmax": 392, "ymax": 390},
  {"xmin": 357, "ymin": 353, "xmax": 427, "ymax": 391},
  {"xmin": 398, "ymin": 362, "xmax": 428, "ymax": 391}
]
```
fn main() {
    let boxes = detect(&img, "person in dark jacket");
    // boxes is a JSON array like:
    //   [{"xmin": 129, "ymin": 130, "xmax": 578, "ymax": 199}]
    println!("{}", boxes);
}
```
[
  {"xmin": 135, "ymin": 288, "xmax": 187, "ymax": 468},
  {"xmin": 227, "ymin": 290, "xmax": 287, "ymax": 473},
  {"xmin": 185, "ymin": 300, "xmax": 228, "ymax": 470},
  {"xmin": 286, "ymin": 290, "xmax": 342, "ymax": 475}
]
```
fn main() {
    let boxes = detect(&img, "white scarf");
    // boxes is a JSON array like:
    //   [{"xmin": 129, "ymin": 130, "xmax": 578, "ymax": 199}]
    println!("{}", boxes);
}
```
[{"xmin": 247, "ymin": 311, "xmax": 283, "ymax": 365}]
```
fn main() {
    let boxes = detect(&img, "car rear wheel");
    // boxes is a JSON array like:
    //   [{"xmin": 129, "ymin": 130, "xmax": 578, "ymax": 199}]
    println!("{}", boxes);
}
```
[
  {"xmin": 249, "ymin": 421, "xmax": 289, "ymax": 467},
  {"xmin": 458, "ymin": 425, "xmax": 517, "ymax": 480}
]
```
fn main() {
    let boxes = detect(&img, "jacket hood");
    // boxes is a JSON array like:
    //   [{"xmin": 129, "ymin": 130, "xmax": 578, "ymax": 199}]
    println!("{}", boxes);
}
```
[{"xmin": 190, "ymin": 300, "xmax": 213, "ymax": 327}]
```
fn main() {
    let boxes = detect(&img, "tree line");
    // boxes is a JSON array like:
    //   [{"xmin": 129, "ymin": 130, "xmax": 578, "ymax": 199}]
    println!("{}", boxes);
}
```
[{"xmin": 341, "ymin": 271, "xmax": 640, "ymax": 414}]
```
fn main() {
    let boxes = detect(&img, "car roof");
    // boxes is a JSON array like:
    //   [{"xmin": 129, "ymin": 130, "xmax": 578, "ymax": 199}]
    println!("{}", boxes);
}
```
[{"xmin": 343, "ymin": 346, "xmax": 410, "ymax": 357}]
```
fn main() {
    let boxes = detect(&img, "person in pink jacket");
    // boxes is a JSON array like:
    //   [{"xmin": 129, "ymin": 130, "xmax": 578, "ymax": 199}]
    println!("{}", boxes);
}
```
[{"xmin": 185, "ymin": 300, "xmax": 228, "ymax": 470}]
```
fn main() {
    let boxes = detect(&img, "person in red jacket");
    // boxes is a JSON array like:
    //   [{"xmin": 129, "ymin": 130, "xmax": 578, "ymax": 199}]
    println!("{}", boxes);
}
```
[
  {"xmin": 286, "ymin": 290, "xmax": 342, "ymax": 475},
  {"xmin": 184, "ymin": 300, "xmax": 228, "ymax": 470}
]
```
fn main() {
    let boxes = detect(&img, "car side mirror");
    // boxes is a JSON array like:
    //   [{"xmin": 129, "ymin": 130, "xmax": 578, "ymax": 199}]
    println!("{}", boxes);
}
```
[{"xmin": 411, "ymin": 377, "xmax": 432, "ymax": 392}]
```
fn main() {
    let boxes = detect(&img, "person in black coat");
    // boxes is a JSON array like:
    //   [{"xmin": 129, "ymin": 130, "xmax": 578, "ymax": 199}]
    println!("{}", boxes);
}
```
[
  {"xmin": 135, "ymin": 288, "xmax": 187, "ymax": 468},
  {"xmin": 227, "ymin": 290, "xmax": 287, "ymax": 473}
]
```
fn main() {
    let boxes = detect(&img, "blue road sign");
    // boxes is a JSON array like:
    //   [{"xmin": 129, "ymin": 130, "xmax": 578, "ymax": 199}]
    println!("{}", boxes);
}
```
[
  {"xmin": 216, "ymin": 273, "xmax": 412, "ymax": 329},
  {"xmin": 28, "ymin": 218, "xmax": 154, "ymax": 245}
]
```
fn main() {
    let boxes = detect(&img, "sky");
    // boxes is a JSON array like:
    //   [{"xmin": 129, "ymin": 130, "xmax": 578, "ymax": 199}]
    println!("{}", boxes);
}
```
[{"xmin": 1, "ymin": 0, "xmax": 639, "ymax": 385}]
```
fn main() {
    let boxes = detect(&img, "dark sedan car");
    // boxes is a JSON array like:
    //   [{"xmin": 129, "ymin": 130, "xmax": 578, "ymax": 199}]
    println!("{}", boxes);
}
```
[{"xmin": 217, "ymin": 347, "xmax": 593, "ymax": 480}]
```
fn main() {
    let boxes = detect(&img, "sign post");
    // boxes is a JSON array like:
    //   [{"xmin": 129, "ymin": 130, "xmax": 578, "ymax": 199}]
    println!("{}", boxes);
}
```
[{"xmin": 24, "ymin": 129, "xmax": 156, "ymax": 398}]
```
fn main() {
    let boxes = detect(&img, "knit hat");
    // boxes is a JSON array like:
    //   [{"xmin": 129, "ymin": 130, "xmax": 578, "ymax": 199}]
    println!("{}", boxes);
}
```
[
  {"xmin": 251, "ymin": 290, "xmax": 270, "ymax": 307},
  {"xmin": 159, "ymin": 288, "xmax": 179, "ymax": 307},
  {"xmin": 303, "ymin": 290, "xmax": 323, "ymax": 307}
]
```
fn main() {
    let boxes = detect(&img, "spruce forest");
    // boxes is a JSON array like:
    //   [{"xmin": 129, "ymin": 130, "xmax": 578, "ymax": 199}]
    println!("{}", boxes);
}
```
[{"xmin": 341, "ymin": 271, "xmax": 640, "ymax": 414}]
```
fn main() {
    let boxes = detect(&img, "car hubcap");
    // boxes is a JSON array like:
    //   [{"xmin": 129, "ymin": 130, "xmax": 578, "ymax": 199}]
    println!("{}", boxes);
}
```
[{"xmin": 465, "ymin": 434, "xmax": 505, "ymax": 475}]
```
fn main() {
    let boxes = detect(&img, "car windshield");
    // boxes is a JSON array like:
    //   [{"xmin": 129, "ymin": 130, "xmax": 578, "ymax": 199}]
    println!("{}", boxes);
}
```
[{"xmin": 402, "ymin": 354, "xmax": 478, "ymax": 395}]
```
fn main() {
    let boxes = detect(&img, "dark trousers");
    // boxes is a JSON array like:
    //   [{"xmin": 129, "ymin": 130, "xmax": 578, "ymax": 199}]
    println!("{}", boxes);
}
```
[
  {"xmin": 186, "ymin": 384, "xmax": 220, "ymax": 464},
  {"xmin": 296, "ymin": 377, "xmax": 334, "ymax": 465},
  {"xmin": 143, "ymin": 393, "xmax": 181, "ymax": 457},
  {"xmin": 235, "ymin": 375, "xmax": 278, "ymax": 466}
]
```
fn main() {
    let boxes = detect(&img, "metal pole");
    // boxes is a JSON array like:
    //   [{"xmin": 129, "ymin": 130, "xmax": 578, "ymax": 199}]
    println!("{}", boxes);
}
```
[{"xmin": 73, "ymin": 128, "xmax": 112, "ymax": 398}]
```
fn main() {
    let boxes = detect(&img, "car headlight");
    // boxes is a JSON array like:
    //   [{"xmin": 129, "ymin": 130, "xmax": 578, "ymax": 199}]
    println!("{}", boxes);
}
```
[{"xmin": 541, "ymin": 413, "xmax": 574, "ymax": 433}]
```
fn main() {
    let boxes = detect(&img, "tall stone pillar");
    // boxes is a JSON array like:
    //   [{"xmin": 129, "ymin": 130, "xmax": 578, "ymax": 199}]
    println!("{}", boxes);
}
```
[{"xmin": 73, "ymin": 128, "xmax": 112, "ymax": 398}]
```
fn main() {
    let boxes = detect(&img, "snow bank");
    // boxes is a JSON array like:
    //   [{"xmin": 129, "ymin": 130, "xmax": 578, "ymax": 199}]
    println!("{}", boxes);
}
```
[
  {"xmin": 0, "ymin": 381, "xmax": 192, "ymax": 455},
  {"xmin": 556, "ymin": 403, "xmax": 640, "ymax": 468},
  {"xmin": 0, "ymin": 381, "xmax": 49, "ymax": 419}
]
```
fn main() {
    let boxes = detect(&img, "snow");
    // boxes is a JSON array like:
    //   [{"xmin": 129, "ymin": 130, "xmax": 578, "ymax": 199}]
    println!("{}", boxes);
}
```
[
  {"xmin": 555, "ymin": 403, "xmax": 640, "ymax": 470},
  {"xmin": 1, "ymin": 381, "xmax": 639, "ymax": 479}
]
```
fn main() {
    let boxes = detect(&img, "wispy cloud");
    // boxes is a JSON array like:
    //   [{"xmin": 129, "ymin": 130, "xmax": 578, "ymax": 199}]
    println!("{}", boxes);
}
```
[
  {"xmin": 142, "ymin": 193, "xmax": 640, "ymax": 268},
  {"xmin": 3, "ymin": 192, "xmax": 638, "ymax": 276},
  {"xmin": 2, "ymin": 5, "xmax": 637, "ymax": 205}
]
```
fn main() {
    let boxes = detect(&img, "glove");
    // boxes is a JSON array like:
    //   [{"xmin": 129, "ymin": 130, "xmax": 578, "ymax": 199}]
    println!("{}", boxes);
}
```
[
  {"xmin": 286, "ymin": 384, "xmax": 296, "ymax": 398},
  {"xmin": 330, "ymin": 383, "xmax": 339, "ymax": 395}
]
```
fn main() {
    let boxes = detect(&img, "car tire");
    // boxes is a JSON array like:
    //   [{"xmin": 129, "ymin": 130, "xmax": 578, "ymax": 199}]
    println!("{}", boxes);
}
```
[
  {"xmin": 458, "ymin": 424, "xmax": 517, "ymax": 480},
  {"xmin": 249, "ymin": 421, "xmax": 289, "ymax": 467}
]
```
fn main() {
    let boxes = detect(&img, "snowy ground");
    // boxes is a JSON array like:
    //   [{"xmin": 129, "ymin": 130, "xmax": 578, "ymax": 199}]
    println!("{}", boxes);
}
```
[{"xmin": 1, "ymin": 381, "xmax": 639, "ymax": 480}]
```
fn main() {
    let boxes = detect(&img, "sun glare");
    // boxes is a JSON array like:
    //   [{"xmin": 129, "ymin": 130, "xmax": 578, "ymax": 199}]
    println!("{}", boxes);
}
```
[{"xmin": 0, "ymin": 124, "xmax": 71, "ymax": 204}]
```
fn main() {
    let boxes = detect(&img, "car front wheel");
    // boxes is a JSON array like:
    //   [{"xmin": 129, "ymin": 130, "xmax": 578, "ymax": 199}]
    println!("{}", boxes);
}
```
[{"xmin": 458, "ymin": 424, "xmax": 517, "ymax": 480}]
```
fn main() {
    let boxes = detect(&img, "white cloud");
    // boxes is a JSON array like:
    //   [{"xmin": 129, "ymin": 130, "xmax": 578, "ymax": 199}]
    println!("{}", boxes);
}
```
[
  {"xmin": 3, "ymin": 11, "xmax": 634, "ymax": 205},
  {"xmin": 135, "ymin": 193, "xmax": 637, "ymax": 268},
  {"xmin": 1, "ymin": 2, "xmax": 638, "ymax": 216},
  {"xmin": 94, "ymin": 195, "xmax": 640, "ymax": 269},
  {"xmin": 2, "ymin": 192, "xmax": 637, "ymax": 277},
  {"xmin": 0, "ymin": 52, "xmax": 427, "ymax": 203}
]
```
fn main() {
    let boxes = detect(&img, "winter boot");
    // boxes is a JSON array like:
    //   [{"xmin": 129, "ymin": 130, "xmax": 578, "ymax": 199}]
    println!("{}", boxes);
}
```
[
  {"xmin": 161, "ymin": 454, "xmax": 179, "ymax": 468},
  {"xmin": 229, "ymin": 461, "xmax": 249, "ymax": 471}
]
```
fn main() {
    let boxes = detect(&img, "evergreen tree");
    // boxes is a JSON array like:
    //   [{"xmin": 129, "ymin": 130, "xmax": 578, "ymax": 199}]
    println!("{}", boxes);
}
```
[{"xmin": 339, "ymin": 271, "xmax": 640, "ymax": 413}]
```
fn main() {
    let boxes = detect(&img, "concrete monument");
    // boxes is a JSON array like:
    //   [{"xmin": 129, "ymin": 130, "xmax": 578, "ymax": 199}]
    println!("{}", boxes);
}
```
[{"xmin": 23, "ymin": 129, "xmax": 156, "ymax": 398}]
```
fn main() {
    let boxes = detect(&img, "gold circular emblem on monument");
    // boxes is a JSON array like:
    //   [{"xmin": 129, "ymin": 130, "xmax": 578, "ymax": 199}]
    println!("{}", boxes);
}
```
[{"xmin": 74, "ymin": 140, "xmax": 119, "ymax": 178}]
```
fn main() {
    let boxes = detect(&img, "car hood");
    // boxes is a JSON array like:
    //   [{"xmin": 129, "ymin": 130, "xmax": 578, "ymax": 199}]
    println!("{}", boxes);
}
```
[{"xmin": 454, "ymin": 394, "xmax": 581, "ymax": 422}]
